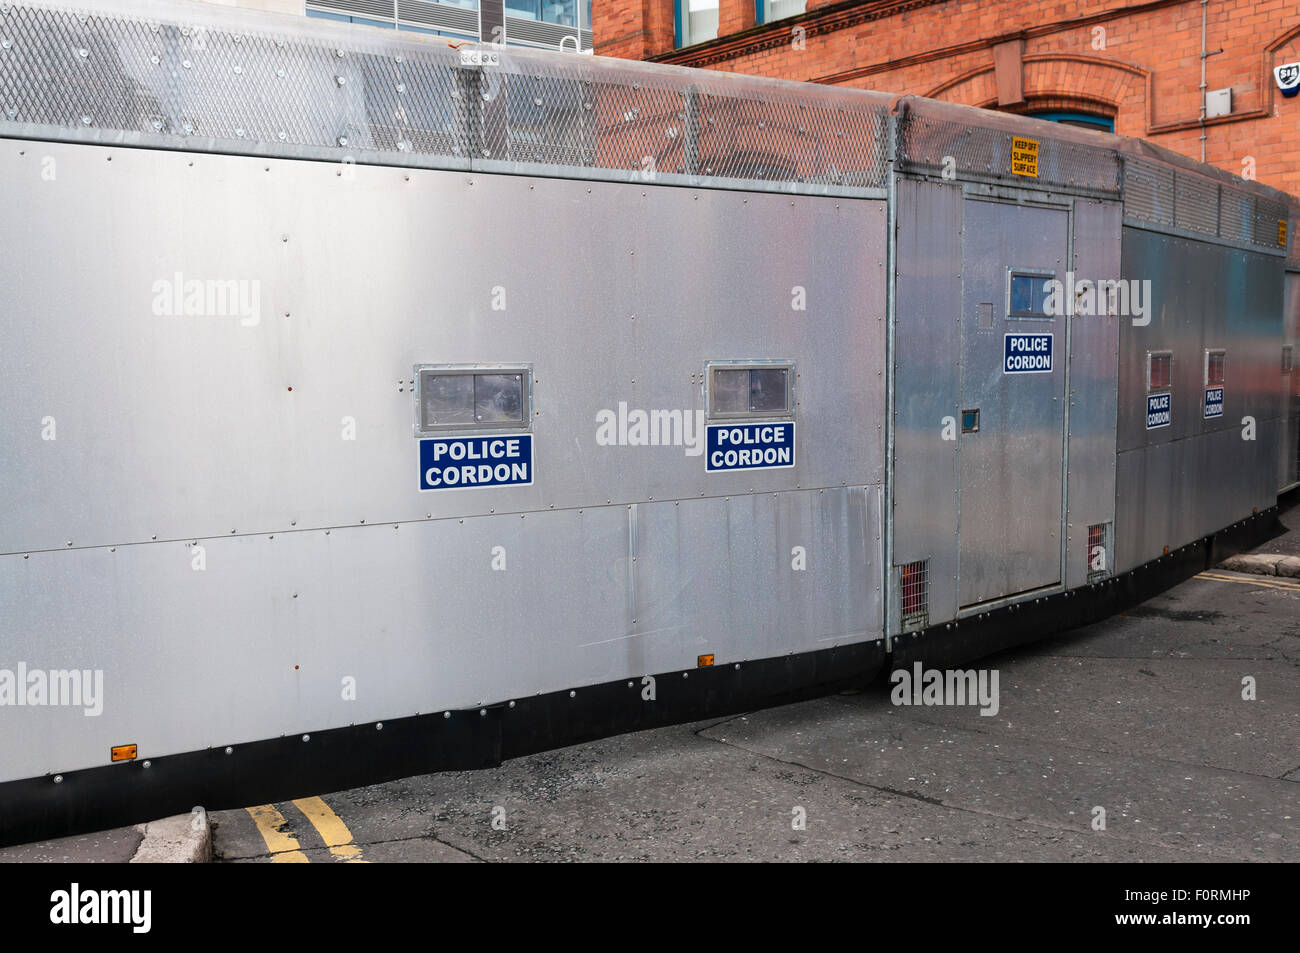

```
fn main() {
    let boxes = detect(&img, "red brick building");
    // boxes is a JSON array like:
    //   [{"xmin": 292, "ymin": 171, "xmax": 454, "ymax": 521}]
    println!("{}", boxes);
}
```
[{"xmin": 594, "ymin": 0, "xmax": 1300, "ymax": 197}]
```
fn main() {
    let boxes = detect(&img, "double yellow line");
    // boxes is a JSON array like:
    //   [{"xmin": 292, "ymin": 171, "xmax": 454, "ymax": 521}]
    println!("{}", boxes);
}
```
[
  {"xmin": 246, "ymin": 797, "xmax": 368, "ymax": 863},
  {"xmin": 1198, "ymin": 570, "xmax": 1300, "ymax": 592}
]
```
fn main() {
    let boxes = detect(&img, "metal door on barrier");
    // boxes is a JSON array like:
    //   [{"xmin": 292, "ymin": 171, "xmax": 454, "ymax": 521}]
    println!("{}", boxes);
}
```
[{"xmin": 959, "ymin": 199, "xmax": 1068, "ymax": 607}]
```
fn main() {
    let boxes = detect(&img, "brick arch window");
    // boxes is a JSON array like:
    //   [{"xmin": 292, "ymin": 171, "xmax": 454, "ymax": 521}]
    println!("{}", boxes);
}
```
[{"xmin": 1025, "ymin": 110, "xmax": 1114, "ymax": 132}]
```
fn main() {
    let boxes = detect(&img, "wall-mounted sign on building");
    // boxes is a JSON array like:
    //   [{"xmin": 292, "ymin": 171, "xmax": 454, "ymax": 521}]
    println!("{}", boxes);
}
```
[{"xmin": 1275, "ymin": 63, "xmax": 1300, "ymax": 98}]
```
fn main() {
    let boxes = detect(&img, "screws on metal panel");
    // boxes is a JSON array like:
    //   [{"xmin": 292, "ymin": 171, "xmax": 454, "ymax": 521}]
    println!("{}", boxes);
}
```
[
  {"xmin": 443, "ymin": 711, "xmax": 450, "ymax": 719},
  {"xmin": 302, "ymin": 734, "xmax": 310, "ymax": 742},
  {"xmin": 376, "ymin": 723, "xmax": 383, "ymax": 730},
  {"xmin": 54, "ymin": 775, "xmax": 63, "ymax": 784},
  {"xmin": 224, "ymin": 747, "xmax": 233, "ymax": 755}
]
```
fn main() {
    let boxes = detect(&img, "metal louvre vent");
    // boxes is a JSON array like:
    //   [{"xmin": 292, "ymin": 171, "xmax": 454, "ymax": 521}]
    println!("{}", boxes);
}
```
[
  {"xmin": 398, "ymin": 0, "xmax": 478, "ymax": 32},
  {"xmin": 1087, "ymin": 523, "xmax": 1110, "ymax": 582},
  {"xmin": 894, "ymin": 111, "xmax": 1121, "ymax": 194},
  {"xmin": 1174, "ymin": 171, "xmax": 1219, "ymax": 236},
  {"xmin": 1122, "ymin": 156, "xmax": 1175, "ymax": 227},
  {"xmin": 1123, "ymin": 156, "xmax": 1291, "ymax": 253},
  {"xmin": 504, "ymin": 16, "xmax": 580, "ymax": 48},
  {"xmin": 0, "ymin": 0, "xmax": 890, "ymax": 196},
  {"xmin": 899, "ymin": 560, "xmax": 929, "ymax": 631}
]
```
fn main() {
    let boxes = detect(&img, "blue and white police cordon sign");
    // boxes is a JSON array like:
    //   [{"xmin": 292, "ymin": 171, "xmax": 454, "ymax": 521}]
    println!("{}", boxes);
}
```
[
  {"xmin": 1146, "ymin": 393, "xmax": 1171, "ymax": 429},
  {"xmin": 706, "ymin": 423, "xmax": 795, "ymax": 473},
  {"xmin": 419, "ymin": 434, "xmax": 533, "ymax": 490},
  {"xmin": 1204, "ymin": 387, "xmax": 1224, "ymax": 419},
  {"xmin": 1004, "ymin": 333, "xmax": 1053, "ymax": 374},
  {"xmin": 1275, "ymin": 62, "xmax": 1300, "ymax": 98}
]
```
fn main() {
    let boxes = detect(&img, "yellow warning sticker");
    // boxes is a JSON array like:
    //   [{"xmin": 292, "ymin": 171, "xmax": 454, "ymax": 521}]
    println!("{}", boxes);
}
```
[
  {"xmin": 1280, "ymin": 219, "xmax": 1288, "ymax": 248},
  {"xmin": 1011, "ymin": 136, "xmax": 1039, "ymax": 178}
]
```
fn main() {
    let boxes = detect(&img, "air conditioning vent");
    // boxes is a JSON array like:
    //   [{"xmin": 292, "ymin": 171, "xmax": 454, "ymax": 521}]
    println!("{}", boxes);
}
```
[
  {"xmin": 899, "ymin": 560, "xmax": 929, "ymax": 631},
  {"xmin": 1087, "ymin": 523, "xmax": 1111, "ymax": 582}
]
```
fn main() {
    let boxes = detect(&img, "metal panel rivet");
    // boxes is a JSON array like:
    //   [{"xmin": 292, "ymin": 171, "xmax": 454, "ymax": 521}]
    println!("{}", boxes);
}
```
[
  {"xmin": 302, "ymin": 734, "xmax": 310, "ymax": 742},
  {"xmin": 569, "ymin": 691, "xmax": 576, "ymax": 698},
  {"xmin": 80, "ymin": 115, "xmax": 91, "ymax": 126},
  {"xmin": 224, "ymin": 747, "xmax": 233, "ymax": 755},
  {"xmin": 508, "ymin": 701, "xmax": 515, "ymax": 709},
  {"xmin": 54, "ymin": 775, "xmax": 63, "ymax": 784},
  {"xmin": 77, "ymin": 47, "xmax": 88, "ymax": 58},
  {"xmin": 143, "ymin": 761, "xmax": 151, "ymax": 769},
  {"xmin": 479, "ymin": 709, "xmax": 486, "ymax": 717},
  {"xmin": 443, "ymin": 711, "xmax": 450, "ymax": 719},
  {"xmin": 233, "ymin": 65, "xmax": 242, "ymax": 76},
  {"xmin": 376, "ymin": 723, "xmax": 383, "ymax": 730}
]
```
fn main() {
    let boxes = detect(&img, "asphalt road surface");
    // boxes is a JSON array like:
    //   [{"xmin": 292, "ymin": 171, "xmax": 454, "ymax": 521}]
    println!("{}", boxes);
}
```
[{"xmin": 212, "ymin": 566, "xmax": 1299, "ymax": 863}]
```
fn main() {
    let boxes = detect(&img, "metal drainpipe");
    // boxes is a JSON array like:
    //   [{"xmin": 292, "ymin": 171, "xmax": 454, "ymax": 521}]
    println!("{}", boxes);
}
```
[
  {"xmin": 1198, "ymin": 0, "xmax": 1223, "ymax": 164},
  {"xmin": 1200, "ymin": 0, "xmax": 1208, "ymax": 163}
]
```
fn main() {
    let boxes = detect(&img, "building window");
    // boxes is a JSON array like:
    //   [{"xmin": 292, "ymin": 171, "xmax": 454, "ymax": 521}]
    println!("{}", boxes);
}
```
[
  {"xmin": 677, "ymin": 0, "xmax": 718, "ymax": 48},
  {"xmin": 1026, "ymin": 110, "xmax": 1115, "ymax": 133},
  {"xmin": 707, "ymin": 362, "xmax": 794, "ymax": 418},
  {"xmin": 1007, "ymin": 269, "xmax": 1055, "ymax": 319},
  {"xmin": 1147, "ymin": 351, "xmax": 1172, "ymax": 392},
  {"xmin": 415, "ymin": 366, "xmax": 531, "ymax": 433},
  {"xmin": 506, "ymin": 0, "xmax": 578, "ymax": 28},
  {"xmin": 1205, "ymin": 349, "xmax": 1226, "ymax": 386},
  {"xmin": 757, "ymin": 0, "xmax": 806, "ymax": 24}
]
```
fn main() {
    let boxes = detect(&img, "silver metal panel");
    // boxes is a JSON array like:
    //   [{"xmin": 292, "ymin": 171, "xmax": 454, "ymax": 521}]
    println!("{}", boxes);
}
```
[
  {"xmin": 1282, "ymin": 273, "xmax": 1300, "ymax": 490},
  {"xmin": 1114, "ymin": 421, "xmax": 1279, "ymax": 574},
  {"xmin": 0, "ymin": 139, "xmax": 888, "ymax": 555},
  {"xmin": 1114, "ymin": 227, "xmax": 1284, "ymax": 572},
  {"xmin": 633, "ymin": 488, "xmax": 882, "ymax": 664},
  {"xmin": 1064, "ymin": 199, "xmax": 1121, "ymax": 589},
  {"xmin": 0, "ymin": 486, "xmax": 881, "ymax": 783},
  {"xmin": 890, "ymin": 177, "xmax": 962, "ymax": 629},
  {"xmin": 958, "ymin": 198, "xmax": 1069, "ymax": 606}
]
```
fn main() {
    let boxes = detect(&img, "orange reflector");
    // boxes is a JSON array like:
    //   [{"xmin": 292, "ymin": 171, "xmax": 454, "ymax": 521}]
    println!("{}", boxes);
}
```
[
  {"xmin": 111, "ymin": 744, "xmax": 137, "ymax": 763},
  {"xmin": 697, "ymin": 654, "xmax": 715, "ymax": 668},
  {"xmin": 1252, "ymin": 507, "xmax": 1258, "ymax": 514},
  {"xmin": 1163, "ymin": 546, "xmax": 1170, "ymax": 555}
]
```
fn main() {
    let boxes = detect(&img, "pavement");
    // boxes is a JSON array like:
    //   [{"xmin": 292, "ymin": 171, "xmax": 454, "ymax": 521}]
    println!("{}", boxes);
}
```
[{"xmin": 5, "ymin": 493, "xmax": 1298, "ymax": 863}]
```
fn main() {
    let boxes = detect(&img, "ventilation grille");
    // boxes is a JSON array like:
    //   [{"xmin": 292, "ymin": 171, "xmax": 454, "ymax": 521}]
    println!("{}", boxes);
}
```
[
  {"xmin": 1123, "ymin": 156, "xmax": 1291, "ymax": 253},
  {"xmin": 899, "ymin": 560, "xmax": 929, "ymax": 631},
  {"xmin": 1087, "ymin": 523, "xmax": 1111, "ymax": 582}
]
